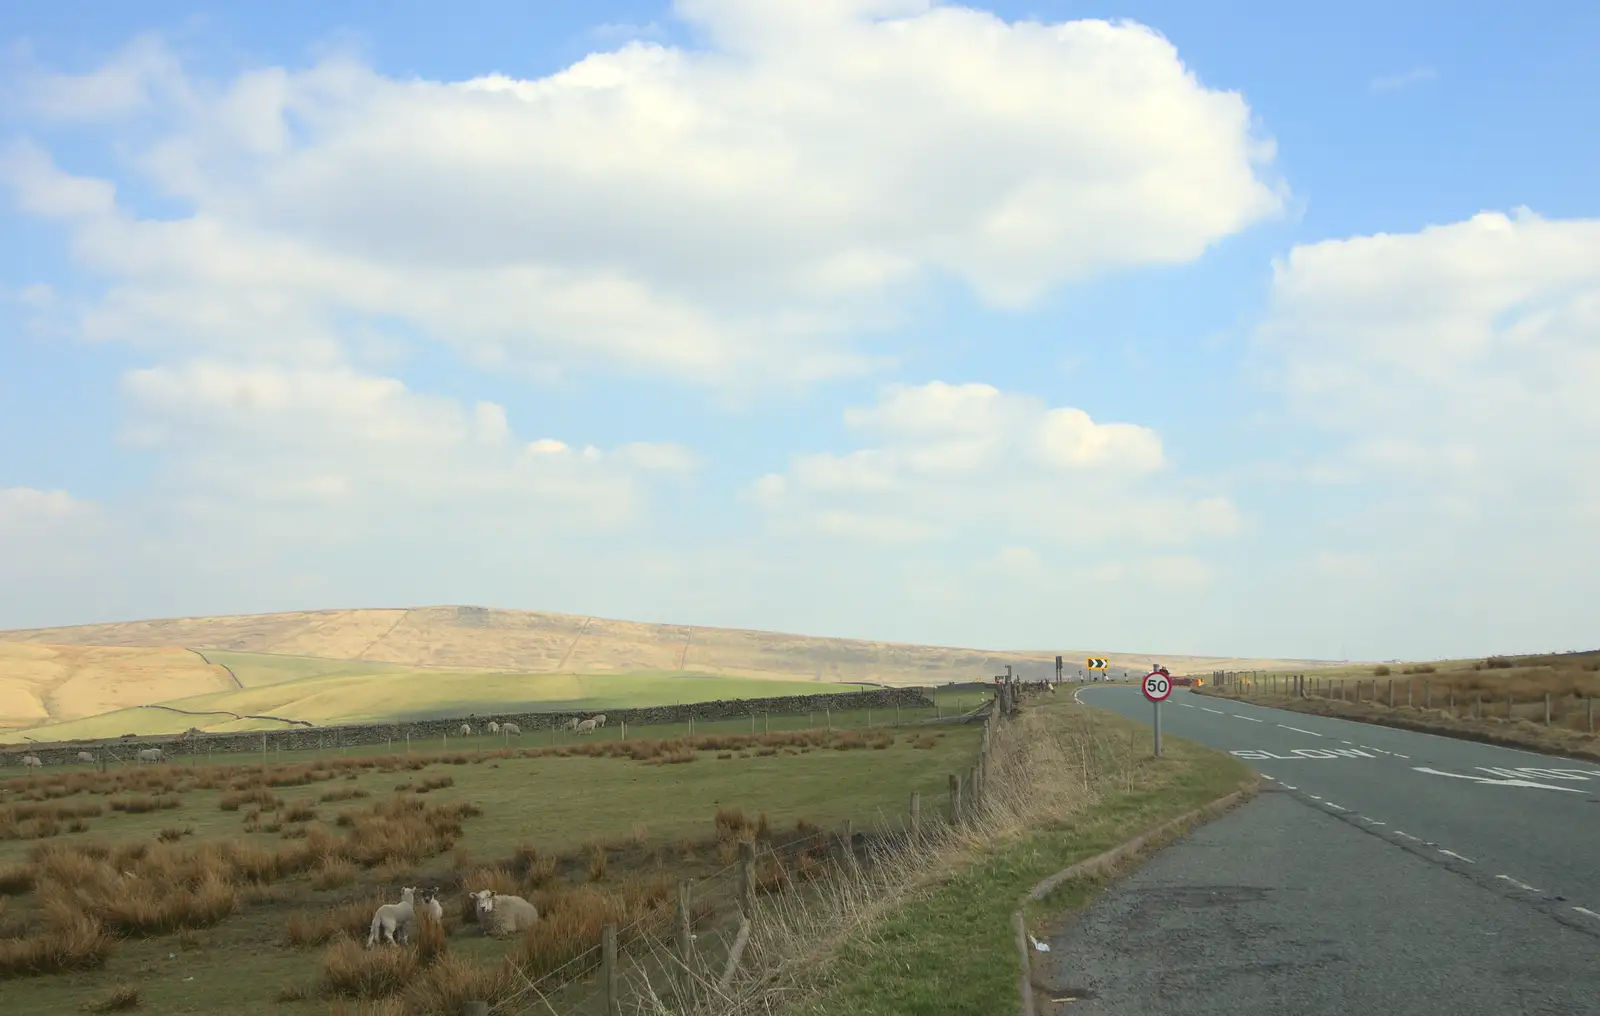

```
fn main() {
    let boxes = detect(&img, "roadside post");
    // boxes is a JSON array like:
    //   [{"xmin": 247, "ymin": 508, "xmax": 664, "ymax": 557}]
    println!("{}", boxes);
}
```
[{"xmin": 1143, "ymin": 668, "xmax": 1172, "ymax": 757}]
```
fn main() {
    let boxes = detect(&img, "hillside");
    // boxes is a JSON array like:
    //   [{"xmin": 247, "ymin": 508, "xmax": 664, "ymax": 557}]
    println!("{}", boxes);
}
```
[{"xmin": 0, "ymin": 605, "xmax": 1345, "ymax": 736}]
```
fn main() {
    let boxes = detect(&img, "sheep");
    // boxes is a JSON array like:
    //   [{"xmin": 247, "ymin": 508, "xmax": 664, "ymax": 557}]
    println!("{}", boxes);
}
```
[
  {"xmin": 487, "ymin": 721, "xmax": 500, "ymax": 734},
  {"xmin": 471, "ymin": 889, "xmax": 539, "ymax": 937},
  {"xmin": 367, "ymin": 886, "xmax": 418, "ymax": 947},
  {"xmin": 21, "ymin": 755, "xmax": 42, "ymax": 771},
  {"xmin": 564, "ymin": 717, "xmax": 581, "ymax": 732},
  {"xmin": 592, "ymin": 714, "xmax": 608, "ymax": 728},
  {"xmin": 500, "ymin": 722, "xmax": 520, "ymax": 737},
  {"xmin": 460, "ymin": 724, "xmax": 472, "ymax": 737},
  {"xmin": 575, "ymin": 718, "xmax": 598, "ymax": 735},
  {"xmin": 136, "ymin": 748, "xmax": 166, "ymax": 764},
  {"xmin": 76, "ymin": 751, "xmax": 95, "ymax": 764},
  {"xmin": 416, "ymin": 886, "xmax": 445, "ymax": 925}
]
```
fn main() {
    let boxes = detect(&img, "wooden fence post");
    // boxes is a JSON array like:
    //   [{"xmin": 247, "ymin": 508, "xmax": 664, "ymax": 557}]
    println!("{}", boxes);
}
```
[
  {"xmin": 737, "ymin": 841, "xmax": 755, "ymax": 917},
  {"xmin": 1545, "ymin": 692, "xmax": 1551, "ymax": 726},
  {"xmin": 1407, "ymin": 680, "xmax": 1413, "ymax": 708},
  {"xmin": 1388, "ymin": 680, "xmax": 1394, "ymax": 707},
  {"xmin": 948, "ymin": 773, "xmax": 961, "ymax": 823},
  {"xmin": 1425, "ymin": 683, "xmax": 1431, "ymax": 710},
  {"xmin": 909, "ymin": 790, "xmax": 921, "ymax": 831},
  {"xmin": 602, "ymin": 923, "xmax": 619, "ymax": 1016},
  {"xmin": 676, "ymin": 879, "xmax": 695, "ymax": 997}
]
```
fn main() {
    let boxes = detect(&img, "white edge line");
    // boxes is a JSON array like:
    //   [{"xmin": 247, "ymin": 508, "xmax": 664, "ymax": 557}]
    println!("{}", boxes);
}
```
[
  {"xmin": 1438, "ymin": 849, "xmax": 1475, "ymax": 863},
  {"xmin": 1572, "ymin": 907, "xmax": 1600, "ymax": 921}
]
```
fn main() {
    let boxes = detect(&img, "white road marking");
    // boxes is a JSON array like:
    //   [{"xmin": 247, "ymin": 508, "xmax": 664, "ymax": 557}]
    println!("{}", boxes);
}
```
[
  {"xmin": 1438, "ymin": 849, "xmax": 1475, "ymax": 863},
  {"xmin": 1282, "ymin": 784, "xmax": 1297, "ymax": 790},
  {"xmin": 1495, "ymin": 875, "xmax": 1541, "ymax": 892},
  {"xmin": 1180, "ymin": 702, "xmax": 1195, "ymax": 708},
  {"xmin": 1201, "ymin": 708, "xmax": 1225, "ymax": 715},
  {"xmin": 1572, "ymin": 907, "xmax": 1600, "ymax": 922},
  {"xmin": 1359, "ymin": 817, "xmax": 1385, "ymax": 826},
  {"xmin": 1394, "ymin": 831, "xmax": 1420, "ymax": 841},
  {"xmin": 1394, "ymin": 754, "xmax": 1410, "ymax": 759},
  {"xmin": 1341, "ymin": 740, "xmax": 1354, "ymax": 745},
  {"xmin": 1413, "ymin": 766, "xmax": 1587, "ymax": 793},
  {"xmin": 1234, "ymin": 714, "xmax": 1263, "ymax": 723},
  {"xmin": 1324, "ymin": 802, "xmax": 1347, "ymax": 811},
  {"xmin": 1307, "ymin": 794, "xmax": 1322, "ymax": 800},
  {"xmin": 1277, "ymin": 724, "xmax": 1322, "ymax": 736}
]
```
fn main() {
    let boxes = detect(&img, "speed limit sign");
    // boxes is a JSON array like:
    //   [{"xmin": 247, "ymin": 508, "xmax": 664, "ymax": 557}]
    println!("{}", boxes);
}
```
[{"xmin": 1143, "ymin": 671, "xmax": 1172, "ymax": 702}]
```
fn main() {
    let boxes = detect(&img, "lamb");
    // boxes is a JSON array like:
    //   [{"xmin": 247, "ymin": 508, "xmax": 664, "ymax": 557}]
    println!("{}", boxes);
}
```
[
  {"xmin": 136, "ymin": 748, "xmax": 165, "ymax": 764},
  {"xmin": 564, "ymin": 717, "xmax": 581, "ymax": 731},
  {"xmin": 460, "ymin": 724, "xmax": 472, "ymax": 737},
  {"xmin": 500, "ymin": 722, "xmax": 520, "ymax": 736},
  {"xmin": 471, "ymin": 889, "xmax": 539, "ymax": 937},
  {"xmin": 575, "ymin": 718, "xmax": 598, "ymax": 735},
  {"xmin": 367, "ymin": 886, "xmax": 417, "ymax": 947},
  {"xmin": 76, "ymin": 751, "xmax": 95, "ymax": 764},
  {"xmin": 416, "ymin": 886, "xmax": 445, "ymax": 925},
  {"xmin": 592, "ymin": 714, "xmax": 607, "ymax": 728},
  {"xmin": 21, "ymin": 755, "xmax": 42, "ymax": 771},
  {"xmin": 487, "ymin": 721, "xmax": 500, "ymax": 734}
]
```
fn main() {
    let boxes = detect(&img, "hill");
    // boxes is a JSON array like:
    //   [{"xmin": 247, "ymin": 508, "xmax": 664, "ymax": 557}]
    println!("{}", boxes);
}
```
[{"xmin": 0, "ymin": 605, "xmax": 1345, "ymax": 735}]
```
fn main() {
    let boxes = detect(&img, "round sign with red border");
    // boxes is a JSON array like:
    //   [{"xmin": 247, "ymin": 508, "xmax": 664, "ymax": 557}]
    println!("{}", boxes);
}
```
[{"xmin": 1142, "ymin": 671, "xmax": 1172, "ymax": 702}]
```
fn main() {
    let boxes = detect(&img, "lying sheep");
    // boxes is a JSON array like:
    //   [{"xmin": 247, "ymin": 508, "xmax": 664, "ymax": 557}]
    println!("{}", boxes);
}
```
[
  {"xmin": 76, "ymin": 751, "xmax": 95, "ymax": 764},
  {"xmin": 21, "ymin": 755, "xmax": 42, "ymax": 771},
  {"xmin": 471, "ymin": 889, "xmax": 539, "ymax": 937},
  {"xmin": 417, "ymin": 886, "xmax": 444, "ymax": 925},
  {"xmin": 136, "ymin": 748, "xmax": 165, "ymax": 764},
  {"xmin": 575, "ymin": 718, "xmax": 598, "ymax": 735},
  {"xmin": 367, "ymin": 886, "xmax": 417, "ymax": 947},
  {"xmin": 487, "ymin": 721, "xmax": 500, "ymax": 734},
  {"xmin": 500, "ymin": 722, "xmax": 520, "ymax": 736}
]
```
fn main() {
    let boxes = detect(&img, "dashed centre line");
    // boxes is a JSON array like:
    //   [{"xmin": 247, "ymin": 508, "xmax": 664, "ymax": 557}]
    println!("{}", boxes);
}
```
[
  {"xmin": 1277, "ymin": 724, "xmax": 1322, "ymax": 736},
  {"xmin": 1233, "ymin": 714, "xmax": 1263, "ymax": 723},
  {"xmin": 1201, "ymin": 707, "xmax": 1225, "ymax": 715}
]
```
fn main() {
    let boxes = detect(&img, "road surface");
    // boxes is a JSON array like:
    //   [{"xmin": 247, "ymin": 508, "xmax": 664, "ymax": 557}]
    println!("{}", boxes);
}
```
[{"xmin": 1034, "ymin": 685, "xmax": 1600, "ymax": 1015}]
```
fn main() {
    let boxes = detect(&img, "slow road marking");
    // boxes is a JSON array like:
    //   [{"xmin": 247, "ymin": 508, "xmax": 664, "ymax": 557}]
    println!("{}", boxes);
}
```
[{"xmin": 1413, "ymin": 766, "xmax": 1587, "ymax": 793}]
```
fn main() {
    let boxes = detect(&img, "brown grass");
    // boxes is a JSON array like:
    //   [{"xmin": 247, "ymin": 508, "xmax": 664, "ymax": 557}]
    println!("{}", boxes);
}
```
[
  {"xmin": 318, "ymin": 934, "xmax": 418, "ymax": 998},
  {"xmin": 283, "ymin": 897, "xmax": 385, "ymax": 948},
  {"xmin": 0, "ymin": 907, "xmax": 114, "ymax": 979},
  {"xmin": 311, "ymin": 858, "xmax": 359, "ymax": 891},
  {"xmin": 109, "ymin": 794, "xmax": 181, "ymax": 815},
  {"xmin": 85, "ymin": 982, "xmax": 141, "ymax": 1011},
  {"xmin": 0, "ymin": 862, "xmax": 34, "ymax": 895}
]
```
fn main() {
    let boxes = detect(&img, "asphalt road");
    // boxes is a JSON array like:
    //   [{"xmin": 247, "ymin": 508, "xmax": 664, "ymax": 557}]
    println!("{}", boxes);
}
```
[{"xmin": 1034, "ymin": 685, "xmax": 1600, "ymax": 1015}]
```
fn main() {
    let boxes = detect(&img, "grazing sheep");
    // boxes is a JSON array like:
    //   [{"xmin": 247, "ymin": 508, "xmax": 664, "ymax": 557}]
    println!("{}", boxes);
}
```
[
  {"xmin": 471, "ymin": 889, "xmax": 539, "ymax": 937},
  {"xmin": 564, "ymin": 717, "xmax": 581, "ymax": 731},
  {"xmin": 367, "ymin": 886, "xmax": 418, "ymax": 947},
  {"xmin": 136, "ymin": 748, "xmax": 165, "ymax": 764},
  {"xmin": 592, "ymin": 714, "xmax": 608, "ymax": 728},
  {"xmin": 575, "ymin": 718, "xmax": 598, "ymax": 735},
  {"xmin": 21, "ymin": 755, "xmax": 42, "ymax": 771},
  {"xmin": 76, "ymin": 751, "xmax": 95, "ymax": 764},
  {"xmin": 460, "ymin": 724, "xmax": 471, "ymax": 737},
  {"xmin": 501, "ymin": 722, "xmax": 520, "ymax": 737},
  {"xmin": 417, "ymin": 886, "xmax": 445, "ymax": 925},
  {"xmin": 487, "ymin": 721, "xmax": 500, "ymax": 734}
]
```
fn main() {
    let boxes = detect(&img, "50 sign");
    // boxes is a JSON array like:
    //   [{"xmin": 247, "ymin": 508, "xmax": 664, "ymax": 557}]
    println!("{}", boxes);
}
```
[{"xmin": 1143, "ymin": 671, "xmax": 1172, "ymax": 703}]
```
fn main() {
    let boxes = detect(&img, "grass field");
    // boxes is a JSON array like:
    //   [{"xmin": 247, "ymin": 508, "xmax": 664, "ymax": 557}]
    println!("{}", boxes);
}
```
[
  {"xmin": 0, "ymin": 702, "xmax": 986, "ymax": 1016},
  {"xmin": 1207, "ymin": 650, "xmax": 1600, "ymax": 758},
  {"xmin": 8, "ymin": 668, "xmax": 892, "ymax": 742}
]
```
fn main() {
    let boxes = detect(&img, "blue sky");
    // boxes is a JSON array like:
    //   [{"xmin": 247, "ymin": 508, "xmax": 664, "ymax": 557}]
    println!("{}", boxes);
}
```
[{"xmin": 2, "ymin": 0, "xmax": 1598, "ymax": 662}]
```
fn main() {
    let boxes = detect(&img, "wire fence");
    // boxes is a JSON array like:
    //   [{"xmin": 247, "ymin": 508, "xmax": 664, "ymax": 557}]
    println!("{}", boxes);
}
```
[{"xmin": 455, "ymin": 680, "xmax": 1035, "ymax": 1016}]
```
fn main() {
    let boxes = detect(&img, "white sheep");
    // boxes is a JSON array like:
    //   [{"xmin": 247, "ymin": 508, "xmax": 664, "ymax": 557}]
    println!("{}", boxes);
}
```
[
  {"xmin": 487, "ymin": 721, "xmax": 500, "ymax": 734},
  {"xmin": 471, "ymin": 889, "xmax": 539, "ymax": 937},
  {"xmin": 136, "ymin": 748, "xmax": 165, "ymax": 764},
  {"xmin": 459, "ymin": 724, "xmax": 471, "ymax": 737},
  {"xmin": 367, "ymin": 886, "xmax": 417, "ymax": 947},
  {"xmin": 417, "ymin": 886, "xmax": 445, "ymax": 925},
  {"xmin": 592, "ymin": 714, "xmax": 608, "ymax": 728},
  {"xmin": 76, "ymin": 751, "xmax": 96, "ymax": 764},
  {"xmin": 564, "ymin": 717, "xmax": 581, "ymax": 731},
  {"xmin": 21, "ymin": 755, "xmax": 42, "ymax": 771},
  {"xmin": 575, "ymin": 718, "xmax": 598, "ymax": 735},
  {"xmin": 500, "ymin": 722, "xmax": 520, "ymax": 737}
]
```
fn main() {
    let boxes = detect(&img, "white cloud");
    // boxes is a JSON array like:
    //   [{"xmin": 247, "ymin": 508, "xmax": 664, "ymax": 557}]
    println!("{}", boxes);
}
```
[
  {"xmin": 4, "ymin": 2, "xmax": 1282, "ymax": 388},
  {"xmin": 0, "ymin": 487, "xmax": 98, "ymax": 537},
  {"xmin": 750, "ymin": 380, "xmax": 1240, "ymax": 550},
  {"xmin": 1368, "ymin": 66, "xmax": 1437, "ymax": 93}
]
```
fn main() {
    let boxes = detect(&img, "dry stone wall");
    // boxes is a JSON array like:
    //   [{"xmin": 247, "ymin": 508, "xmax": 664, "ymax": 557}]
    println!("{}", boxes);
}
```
[{"xmin": 2, "ymin": 686, "xmax": 936, "ymax": 766}]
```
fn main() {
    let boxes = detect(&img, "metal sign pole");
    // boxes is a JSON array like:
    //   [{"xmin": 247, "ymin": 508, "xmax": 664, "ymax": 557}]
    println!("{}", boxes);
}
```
[{"xmin": 1153, "ymin": 700, "xmax": 1162, "ymax": 758}]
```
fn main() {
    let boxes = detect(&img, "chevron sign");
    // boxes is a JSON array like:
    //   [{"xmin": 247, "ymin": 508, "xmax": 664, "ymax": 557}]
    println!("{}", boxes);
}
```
[{"xmin": 1086, "ymin": 658, "xmax": 1109, "ymax": 670}]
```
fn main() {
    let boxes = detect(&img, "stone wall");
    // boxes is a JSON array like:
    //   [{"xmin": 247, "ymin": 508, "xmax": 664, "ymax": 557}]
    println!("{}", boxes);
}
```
[{"xmin": 2, "ymin": 686, "xmax": 937, "ymax": 767}]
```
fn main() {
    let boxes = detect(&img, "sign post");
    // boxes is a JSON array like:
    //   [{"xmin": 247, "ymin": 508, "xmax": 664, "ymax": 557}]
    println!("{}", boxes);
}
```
[{"xmin": 1143, "ymin": 668, "xmax": 1172, "ymax": 757}]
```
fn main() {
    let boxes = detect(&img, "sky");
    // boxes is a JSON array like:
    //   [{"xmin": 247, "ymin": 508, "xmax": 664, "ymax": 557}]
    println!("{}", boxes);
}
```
[{"xmin": 1, "ymin": 0, "xmax": 1597, "ymax": 662}]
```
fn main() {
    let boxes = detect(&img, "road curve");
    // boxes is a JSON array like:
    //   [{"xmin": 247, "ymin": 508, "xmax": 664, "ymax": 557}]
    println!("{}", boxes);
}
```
[{"xmin": 1079, "ymin": 684, "xmax": 1600, "ymax": 932}]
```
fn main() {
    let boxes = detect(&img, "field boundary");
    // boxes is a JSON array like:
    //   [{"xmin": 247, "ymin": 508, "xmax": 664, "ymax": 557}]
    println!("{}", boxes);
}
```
[
  {"xmin": 1193, "ymin": 683, "xmax": 1600, "ymax": 763},
  {"xmin": 0, "ymin": 686, "xmax": 935, "ymax": 763},
  {"xmin": 1012, "ymin": 777, "xmax": 1259, "ymax": 1016}
]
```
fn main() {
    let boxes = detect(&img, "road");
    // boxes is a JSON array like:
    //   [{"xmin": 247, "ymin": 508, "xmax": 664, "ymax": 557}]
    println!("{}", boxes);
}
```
[{"xmin": 1033, "ymin": 685, "xmax": 1600, "ymax": 1015}]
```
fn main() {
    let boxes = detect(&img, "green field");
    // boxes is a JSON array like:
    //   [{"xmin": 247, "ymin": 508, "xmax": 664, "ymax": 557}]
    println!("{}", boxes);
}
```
[
  {"xmin": 0, "ymin": 707, "xmax": 985, "ymax": 1016},
  {"xmin": 11, "ymin": 662, "xmax": 905, "ymax": 742}
]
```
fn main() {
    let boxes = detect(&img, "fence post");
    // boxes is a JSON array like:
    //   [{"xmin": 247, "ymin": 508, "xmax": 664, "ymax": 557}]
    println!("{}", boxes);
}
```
[
  {"xmin": 737, "ymin": 841, "xmax": 755, "ymax": 917},
  {"xmin": 676, "ymin": 879, "xmax": 695, "ymax": 997},
  {"xmin": 1590, "ymin": 696, "xmax": 1595, "ymax": 734},
  {"xmin": 1407, "ymin": 680, "xmax": 1412, "ymax": 708},
  {"xmin": 1545, "ymin": 693, "xmax": 1551, "ymax": 726},
  {"xmin": 602, "ymin": 923, "xmax": 619, "ymax": 1016},
  {"xmin": 910, "ymin": 790, "xmax": 921, "ymax": 831},
  {"xmin": 1425, "ymin": 683, "xmax": 1431, "ymax": 710},
  {"xmin": 949, "ymin": 773, "xmax": 961, "ymax": 823}
]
